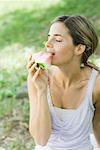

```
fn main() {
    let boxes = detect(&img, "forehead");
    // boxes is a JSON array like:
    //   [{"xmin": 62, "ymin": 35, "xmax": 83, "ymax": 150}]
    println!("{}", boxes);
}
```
[{"xmin": 48, "ymin": 22, "xmax": 69, "ymax": 37}]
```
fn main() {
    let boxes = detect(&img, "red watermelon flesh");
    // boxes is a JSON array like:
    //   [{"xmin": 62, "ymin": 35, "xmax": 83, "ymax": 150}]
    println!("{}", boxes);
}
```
[{"xmin": 32, "ymin": 51, "xmax": 53, "ymax": 69}]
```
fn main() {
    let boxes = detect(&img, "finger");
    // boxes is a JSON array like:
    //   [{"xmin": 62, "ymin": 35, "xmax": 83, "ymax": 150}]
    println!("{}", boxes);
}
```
[
  {"xmin": 27, "ymin": 60, "xmax": 35, "ymax": 69},
  {"xmin": 27, "ymin": 53, "xmax": 32, "ymax": 62},
  {"xmin": 32, "ymin": 67, "xmax": 41, "ymax": 80},
  {"xmin": 29, "ymin": 62, "xmax": 37, "ymax": 73}
]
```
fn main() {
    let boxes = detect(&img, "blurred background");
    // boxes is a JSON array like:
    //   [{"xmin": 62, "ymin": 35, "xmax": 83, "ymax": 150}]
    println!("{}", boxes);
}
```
[{"xmin": 0, "ymin": 0, "xmax": 100, "ymax": 149}]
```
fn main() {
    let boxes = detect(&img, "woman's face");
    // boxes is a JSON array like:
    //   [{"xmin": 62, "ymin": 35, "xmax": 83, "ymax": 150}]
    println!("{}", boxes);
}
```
[{"xmin": 45, "ymin": 22, "xmax": 77, "ymax": 67}]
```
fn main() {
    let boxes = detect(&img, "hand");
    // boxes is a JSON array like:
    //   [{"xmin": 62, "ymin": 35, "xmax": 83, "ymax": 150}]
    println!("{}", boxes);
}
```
[{"xmin": 27, "ymin": 53, "xmax": 49, "ymax": 92}]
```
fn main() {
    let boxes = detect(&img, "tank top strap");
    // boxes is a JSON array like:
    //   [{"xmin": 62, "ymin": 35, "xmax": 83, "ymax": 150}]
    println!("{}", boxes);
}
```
[
  {"xmin": 85, "ymin": 68, "xmax": 99, "ymax": 110},
  {"xmin": 47, "ymin": 68, "xmax": 99, "ymax": 110}
]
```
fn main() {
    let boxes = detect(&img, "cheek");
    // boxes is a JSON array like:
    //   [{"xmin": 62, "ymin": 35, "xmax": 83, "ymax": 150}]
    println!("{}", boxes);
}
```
[
  {"xmin": 57, "ymin": 43, "xmax": 74, "ymax": 59},
  {"xmin": 53, "ymin": 47, "xmax": 74, "ymax": 66}
]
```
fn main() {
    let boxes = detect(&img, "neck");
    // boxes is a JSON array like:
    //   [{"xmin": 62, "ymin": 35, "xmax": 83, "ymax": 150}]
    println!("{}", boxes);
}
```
[{"xmin": 53, "ymin": 63, "xmax": 85, "ymax": 89}]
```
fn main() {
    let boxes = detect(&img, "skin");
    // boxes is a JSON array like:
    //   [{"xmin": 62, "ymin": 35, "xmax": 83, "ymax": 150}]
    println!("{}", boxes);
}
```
[
  {"xmin": 46, "ymin": 22, "xmax": 86, "ymax": 88},
  {"xmin": 45, "ymin": 22, "xmax": 100, "ymax": 146},
  {"xmin": 27, "ymin": 22, "xmax": 100, "ymax": 146}
]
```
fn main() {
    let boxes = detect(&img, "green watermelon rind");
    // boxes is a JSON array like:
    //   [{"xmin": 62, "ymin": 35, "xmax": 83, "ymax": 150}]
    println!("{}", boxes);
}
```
[{"xmin": 37, "ymin": 62, "xmax": 47, "ymax": 70}]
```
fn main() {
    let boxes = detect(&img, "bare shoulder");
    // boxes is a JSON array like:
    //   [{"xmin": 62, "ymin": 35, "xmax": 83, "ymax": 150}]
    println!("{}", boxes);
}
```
[
  {"xmin": 92, "ymin": 69, "xmax": 100, "ymax": 146},
  {"xmin": 93, "ymin": 69, "xmax": 100, "ymax": 104}
]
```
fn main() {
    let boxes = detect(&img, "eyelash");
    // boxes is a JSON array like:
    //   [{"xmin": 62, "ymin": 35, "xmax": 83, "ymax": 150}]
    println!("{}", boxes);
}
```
[
  {"xmin": 56, "ymin": 40, "xmax": 62, "ymax": 42},
  {"xmin": 47, "ymin": 36, "xmax": 62, "ymax": 42}
]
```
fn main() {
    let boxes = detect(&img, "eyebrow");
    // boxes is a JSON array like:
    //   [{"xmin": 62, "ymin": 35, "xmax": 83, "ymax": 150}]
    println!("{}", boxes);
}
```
[{"xmin": 48, "ymin": 34, "xmax": 63, "ymax": 37}]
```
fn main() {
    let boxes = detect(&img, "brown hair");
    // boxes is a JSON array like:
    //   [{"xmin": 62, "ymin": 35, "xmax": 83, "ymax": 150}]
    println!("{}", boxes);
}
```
[{"xmin": 51, "ymin": 15, "xmax": 100, "ymax": 71}]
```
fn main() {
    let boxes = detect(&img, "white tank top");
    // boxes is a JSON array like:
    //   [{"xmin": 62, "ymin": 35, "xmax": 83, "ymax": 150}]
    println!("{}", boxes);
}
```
[
  {"xmin": 35, "ymin": 68, "xmax": 99, "ymax": 150},
  {"xmin": 54, "ymin": 106, "xmax": 76, "ymax": 121}
]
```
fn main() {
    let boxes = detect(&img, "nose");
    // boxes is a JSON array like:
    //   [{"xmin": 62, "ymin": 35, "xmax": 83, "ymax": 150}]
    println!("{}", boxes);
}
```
[{"xmin": 45, "ymin": 41, "xmax": 53, "ymax": 48}]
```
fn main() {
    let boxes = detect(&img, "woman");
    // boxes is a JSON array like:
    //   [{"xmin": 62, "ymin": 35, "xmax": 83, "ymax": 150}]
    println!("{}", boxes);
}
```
[{"xmin": 27, "ymin": 15, "xmax": 100, "ymax": 150}]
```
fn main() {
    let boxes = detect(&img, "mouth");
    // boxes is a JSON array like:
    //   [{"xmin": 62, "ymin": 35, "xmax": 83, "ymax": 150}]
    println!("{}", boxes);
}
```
[
  {"xmin": 47, "ymin": 51, "xmax": 55, "ymax": 55},
  {"xmin": 49, "ymin": 52, "xmax": 55, "ymax": 56}
]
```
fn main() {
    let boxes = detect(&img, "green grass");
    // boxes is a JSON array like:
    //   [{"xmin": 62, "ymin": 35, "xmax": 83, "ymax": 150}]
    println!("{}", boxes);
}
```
[
  {"xmin": 0, "ymin": 0, "xmax": 100, "ymax": 49},
  {"xmin": 0, "ymin": 67, "xmax": 27, "ymax": 118},
  {"xmin": 0, "ymin": 0, "xmax": 100, "ymax": 149}
]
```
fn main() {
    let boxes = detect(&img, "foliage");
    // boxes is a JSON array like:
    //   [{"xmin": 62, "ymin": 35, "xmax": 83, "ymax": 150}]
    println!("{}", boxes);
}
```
[
  {"xmin": 0, "ymin": 0, "xmax": 100, "ymax": 49},
  {"xmin": 0, "ymin": 0, "xmax": 100, "ymax": 149}
]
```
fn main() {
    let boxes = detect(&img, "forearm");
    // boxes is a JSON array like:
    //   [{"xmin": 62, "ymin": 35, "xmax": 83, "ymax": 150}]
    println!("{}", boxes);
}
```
[
  {"xmin": 29, "ymin": 90, "xmax": 52, "ymax": 146},
  {"xmin": 93, "ymin": 123, "xmax": 100, "ymax": 147}
]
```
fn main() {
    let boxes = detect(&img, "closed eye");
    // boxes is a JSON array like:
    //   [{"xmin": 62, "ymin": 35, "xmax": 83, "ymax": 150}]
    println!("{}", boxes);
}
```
[
  {"xmin": 47, "ymin": 34, "xmax": 63, "ymax": 42},
  {"xmin": 56, "ymin": 40, "xmax": 62, "ymax": 42}
]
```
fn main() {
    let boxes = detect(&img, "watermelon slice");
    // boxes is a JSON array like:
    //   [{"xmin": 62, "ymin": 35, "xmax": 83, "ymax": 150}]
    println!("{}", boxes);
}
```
[{"xmin": 32, "ymin": 51, "xmax": 53, "ymax": 70}]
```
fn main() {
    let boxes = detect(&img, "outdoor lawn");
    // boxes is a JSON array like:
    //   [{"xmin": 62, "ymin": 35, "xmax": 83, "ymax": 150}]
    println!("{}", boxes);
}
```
[{"xmin": 0, "ymin": 0, "xmax": 100, "ymax": 149}]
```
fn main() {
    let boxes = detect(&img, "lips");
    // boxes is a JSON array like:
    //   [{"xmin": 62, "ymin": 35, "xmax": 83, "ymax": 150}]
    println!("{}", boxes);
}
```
[
  {"xmin": 46, "ymin": 49, "xmax": 55, "ymax": 55},
  {"xmin": 47, "ymin": 52, "xmax": 55, "ymax": 55}
]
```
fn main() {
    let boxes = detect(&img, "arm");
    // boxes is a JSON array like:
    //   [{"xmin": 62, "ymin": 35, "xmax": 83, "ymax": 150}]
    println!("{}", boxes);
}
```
[
  {"xmin": 93, "ymin": 73, "xmax": 100, "ymax": 147},
  {"xmin": 93, "ymin": 100, "xmax": 100, "ymax": 147},
  {"xmin": 27, "ymin": 76, "xmax": 52, "ymax": 146}
]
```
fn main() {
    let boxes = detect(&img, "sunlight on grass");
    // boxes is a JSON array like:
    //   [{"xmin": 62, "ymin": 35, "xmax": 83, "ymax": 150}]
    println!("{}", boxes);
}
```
[
  {"xmin": 0, "ymin": 44, "xmax": 33, "ymax": 70},
  {"xmin": 0, "ymin": 1, "xmax": 99, "ymax": 149},
  {"xmin": 0, "ymin": 0, "xmax": 61, "ymax": 15}
]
